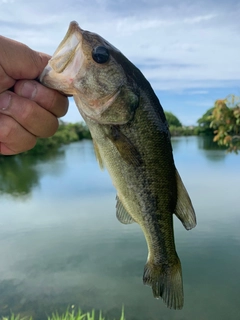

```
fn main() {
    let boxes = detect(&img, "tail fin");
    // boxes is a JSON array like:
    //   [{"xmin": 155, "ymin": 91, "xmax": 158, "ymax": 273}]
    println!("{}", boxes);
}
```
[{"xmin": 143, "ymin": 258, "xmax": 184, "ymax": 310}]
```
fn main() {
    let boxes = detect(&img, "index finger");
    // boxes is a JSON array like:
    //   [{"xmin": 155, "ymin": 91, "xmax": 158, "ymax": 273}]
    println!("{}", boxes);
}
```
[
  {"xmin": 0, "ymin": 64, "xmax": 15, "ymax": 93},
  {"xmin": 14, "ymin": 80, "xmax": 69, "ymax": 118},
  {"xmin": 0, "ymin": 35, "xmax": 49, "ymax": 80}
]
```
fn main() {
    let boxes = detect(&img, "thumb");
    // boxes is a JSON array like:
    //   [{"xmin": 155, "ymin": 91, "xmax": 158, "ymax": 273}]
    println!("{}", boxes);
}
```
[{"xmin": 0, "ymin": 35, "xmax": 50, "ymax": 80}]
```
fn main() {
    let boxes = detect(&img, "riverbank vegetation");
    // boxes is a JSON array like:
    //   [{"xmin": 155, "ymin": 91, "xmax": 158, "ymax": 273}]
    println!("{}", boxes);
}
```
[
  {"xmin": 11, "ymin": 113, "xmax": 185, "ymax": 155},
  {"xmin": 25, "ymin": 122, "xmax": 91, "ymax": 155},
  {"xmin": 2, "ymin": 308, "xmax": 125, "ymax": 320},
  {"xmin": 164, "ymin": 111, "xmax": 197, "ymax": 136},
  {"xmin": 25, "ymin": 111, "xmax": 197, "ymax": 155},
  {"xmin": 1, "ymin": 95, "xmax": 239, "ymax": 156},
  {"xmin": 209, "ymin": 95, "xmax": 240, "ymax": 153},
  {"xmin": 197, "ymin": 95, "xmax": 240, "ymax": 153}
]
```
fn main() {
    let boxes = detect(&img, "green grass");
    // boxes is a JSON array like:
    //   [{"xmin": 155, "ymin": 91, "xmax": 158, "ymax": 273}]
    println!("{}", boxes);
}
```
[
  {"xmin": 2, "ymin": 308, "xmax": 125, "ymax": 320},
  {"xmin": 2, "ymin": 313, "xmax": 32, "ymax": 320},
  {"xmin": 2, "ymin": 315, "xmax": 32, "ymax": 320}
]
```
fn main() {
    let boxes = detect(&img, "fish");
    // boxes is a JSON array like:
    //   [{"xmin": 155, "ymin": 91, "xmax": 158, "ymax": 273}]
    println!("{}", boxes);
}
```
[{"xmin": 40, "ymin": 21, "xmax": 196, "ymax": 310}]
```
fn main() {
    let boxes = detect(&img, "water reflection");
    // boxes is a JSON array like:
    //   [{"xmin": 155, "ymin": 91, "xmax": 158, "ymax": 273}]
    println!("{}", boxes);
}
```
[
  {"xmin": 0, "ymin": 150, "xmax": 65, "ymax": 196},
  {"xmin": 0, "ymin": 136, "xmax": 229, "ymax": 197},
  {"xmin": 197, "ymin": 135, "xmax": 228, "ymax": 162},
  {"xmin": 0, "ymin": 156, "xmax": 39, "ymax": 196},
  {"xmin": 0, "ymin": 137, "xmax": 240, "ymax": 320},
  {"xmin": 169, "ymin": 136, "xmax": 182, "ymax": 151}
]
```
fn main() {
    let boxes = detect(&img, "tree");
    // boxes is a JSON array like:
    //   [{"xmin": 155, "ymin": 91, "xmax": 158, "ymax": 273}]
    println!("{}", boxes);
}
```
[
  {"xmin": 197, "ymin": 107, "xmax": 215, "ymax": 135},
  {"xmin": 209, "ymin": 95, "xmax": 240, "ymax": 153},
  {"xmin": 164, "ymin": 111, "xmax": 182, "ymax": 127}
]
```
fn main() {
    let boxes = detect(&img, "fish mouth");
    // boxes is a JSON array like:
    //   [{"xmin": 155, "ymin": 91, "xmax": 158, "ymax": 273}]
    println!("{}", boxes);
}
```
[{"xmin": 40, "ymin": 21, "xmax": 84, "ymax": 94}]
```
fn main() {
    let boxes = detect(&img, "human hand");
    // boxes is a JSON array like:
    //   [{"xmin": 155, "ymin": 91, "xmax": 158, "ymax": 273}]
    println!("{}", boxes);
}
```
[{"xmin": 0, "ymin": 36, "xmax": 69, "ymax": 155}]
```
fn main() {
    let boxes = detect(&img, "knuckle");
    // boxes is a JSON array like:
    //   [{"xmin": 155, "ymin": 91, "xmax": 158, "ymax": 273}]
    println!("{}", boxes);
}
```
[
  {"xmin": 45, "ymin": 118, "xmax": 59, "ymax": 137},
  {"xmin": 20, "ymin": 99, "xmax": 35, "ymax": 122},
  {"xmin": 0, "ymin": 66, "xmax": 15, "ymax": 92},
  {"xmin": 48, "ymin": 89, "xmax": 58, "ymax": 109},
  {"xmin": 39, "ymin": 116, "xmax": 59, "ymax": 138},
  {"xmin": 61, "ymin": 96, "xmax": 69, "ymax": 116},
  {"xmin": 0, "ymin": 115, "xmax": 15, "ymax": 141},
  {"xmin": 28, "ymin": 51, "xmax": 49, "ymax": 79},
  {"xmin": 22, "ymin": 137, "xmax": 37, "ymax": 152},
  {"xmin": 50, "ymin": 90, "xmax": 69, "ymax": 117},
  {"xmin": 11, "ymin": 137, "xmax": 36, "ymax": 155}
]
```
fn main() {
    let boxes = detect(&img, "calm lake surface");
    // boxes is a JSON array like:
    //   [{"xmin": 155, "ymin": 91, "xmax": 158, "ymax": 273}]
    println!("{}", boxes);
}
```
[{"xmin": 0, "ymin": 136, "xmax": 239, "ymax": 320}]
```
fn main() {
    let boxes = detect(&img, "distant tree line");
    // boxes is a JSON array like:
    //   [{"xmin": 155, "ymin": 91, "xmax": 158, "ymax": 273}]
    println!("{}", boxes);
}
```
[
  {"xmin": 24, "ymin": 121, "xmax": 91, "ymax": 155},
  {"xmin": 164, "ymin": 111, "xmax": 198, "ymax": 136},
  {"xmin": 23, "ymin": 112, "xmax": 198, "ymax": 155},
  {"xmin": 1, "ymin": 95, "xmax": 239, "ymax": 156}
]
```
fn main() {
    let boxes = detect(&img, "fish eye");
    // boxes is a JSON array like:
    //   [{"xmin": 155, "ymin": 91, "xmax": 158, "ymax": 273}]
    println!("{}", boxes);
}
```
[{"xmin": 92, "ymin": 46, "xmax": 110, "ymax": 64}]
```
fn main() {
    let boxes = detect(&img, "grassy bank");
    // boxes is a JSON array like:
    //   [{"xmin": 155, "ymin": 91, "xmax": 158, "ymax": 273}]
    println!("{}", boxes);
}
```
[
  {"xmin": 21, "ymin": 121, "xmax": 199, "ymax": 156},
  {"xmin": 25, "ymin": 122, "xmax": 92, "ymax": 155},
  {"xmin": 169, "ymin": 125, "xmax": 198, "ymax": 136},
  {"xmin": 2, "ymin": 308, "xmax": 125, "ymax": 320}
]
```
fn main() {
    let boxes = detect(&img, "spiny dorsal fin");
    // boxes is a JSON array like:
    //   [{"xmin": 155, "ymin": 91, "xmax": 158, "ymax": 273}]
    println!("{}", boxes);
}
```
[
  {"xmin": 92, "ymin": 139, "xmax": 104, "ymax": 170},
  {"xmin": 175, "ymin": 169, "xmax": 196, "ymax": 230},
  {"xmin": 116, "ymin": 195, "xmax": 135, "ymax": 224}
]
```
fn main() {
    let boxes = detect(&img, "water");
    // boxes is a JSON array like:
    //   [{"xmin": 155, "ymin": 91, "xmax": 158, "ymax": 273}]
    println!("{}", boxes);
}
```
[{"xmin": 0, "ymin": 137, "xmax": 239, "ymax": 320}]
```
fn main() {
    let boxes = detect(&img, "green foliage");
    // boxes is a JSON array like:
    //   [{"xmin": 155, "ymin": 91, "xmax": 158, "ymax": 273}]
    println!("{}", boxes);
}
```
[
  {"xmin": 164, "ymin": 111, "xmax": 182, "ymax": 127},
  {"xmin": 2, "ymin": 308, "xmax": 125, "ymax": 320},
  {"xmin": 197, "ymin": 107, "xmax": 215, "ymax": 136},
  {"xmin": 169, "ymin": 125, "xmax": 197, "ymax": 137},
  {"xmin": 2, "ymin": 314, "xmax": 32, "ymax": 320},
  {"xmin": 0, "ymin": 149, "xmax": 64, "ymax": 196},
  {"xmin": 209, "ymin": 95, "xmax": 240, "ymax": 153},
  {"xmin": 71, "ymin": 123, "xmax": 92, "ymax": 140},
  {"xmin": 47, "ymin": 307, "xmax": 125, "ymax": 320},
  {"xmin": 25, "ymin": 122, "xmax": 91, "ymax": 155},
  {"xmin": 47, "ymin": 309, "xmax": 92, "ymax": 320},
  {"xmin": 0, "ymin": 155, "xmax": 39, "ymax": 196}
]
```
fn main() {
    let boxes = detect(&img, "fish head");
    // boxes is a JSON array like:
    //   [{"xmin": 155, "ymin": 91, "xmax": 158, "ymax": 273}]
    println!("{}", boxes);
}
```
[{"xmin": 40, "ymin": 21, "xmax": 139, "ymax": 124}]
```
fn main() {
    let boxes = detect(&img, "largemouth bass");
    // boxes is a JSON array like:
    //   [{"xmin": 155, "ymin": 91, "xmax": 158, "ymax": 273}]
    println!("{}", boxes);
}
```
[{"xmin": 40, "ymin": 21, "xmax": 196, "ymax": 309}]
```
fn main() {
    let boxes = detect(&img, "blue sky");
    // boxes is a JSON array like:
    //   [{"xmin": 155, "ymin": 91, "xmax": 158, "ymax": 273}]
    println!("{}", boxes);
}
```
[{"xmin": 1, "ymin": 0, "xmax": 240, "ymax": 125}]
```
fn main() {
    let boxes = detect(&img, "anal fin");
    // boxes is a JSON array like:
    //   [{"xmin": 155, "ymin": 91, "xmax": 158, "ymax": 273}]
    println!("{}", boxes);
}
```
[
  {"xmin": 175, "ymin": 169, "xmax": 196, "ymax": 230},
  {"xmin": 116, "ymin": 195, "xmax": 135, "ymax": 224}
]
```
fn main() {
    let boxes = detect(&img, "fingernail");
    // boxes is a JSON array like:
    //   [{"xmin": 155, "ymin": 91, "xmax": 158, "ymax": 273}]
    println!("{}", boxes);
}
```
[
  {"xmin": 21, "ymin": 81, "xmax": 37, "ymax": 100},
  {"xmin": 0, "ymin": 93, "xmax": 12, "ymax": 110}
]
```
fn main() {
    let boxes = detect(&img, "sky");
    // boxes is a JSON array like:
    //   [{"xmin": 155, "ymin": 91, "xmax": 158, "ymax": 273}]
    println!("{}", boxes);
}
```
[{"xmin": 0, "ymin": 0, "xmax": 240, "ymax": 125}]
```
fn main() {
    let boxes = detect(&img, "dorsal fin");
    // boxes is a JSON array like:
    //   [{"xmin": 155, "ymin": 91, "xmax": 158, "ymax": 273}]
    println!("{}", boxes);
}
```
[
  {"xmin": 116, "ymin": 195, "xmax": 135, "ymax": 224},
  {"xmin": 174, "ymin": 169, "xmax": 196, "ymax": 230}
]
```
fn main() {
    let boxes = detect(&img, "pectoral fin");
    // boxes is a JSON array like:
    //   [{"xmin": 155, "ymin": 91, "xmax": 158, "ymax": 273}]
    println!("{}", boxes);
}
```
[
  {"xmin": 107, "ymin": 126, "xmax": 142, "ymax": 166},
  {"xmin": 174, "ymin": 169, "xmax": 196, "ymax": 230},
  {"xmin": 116, "ymin": 195, "xmax": 135, "ymax": 224},
  {"xmin": 92, "ymin": 139, "xmax": 104, "ymax": 170}
]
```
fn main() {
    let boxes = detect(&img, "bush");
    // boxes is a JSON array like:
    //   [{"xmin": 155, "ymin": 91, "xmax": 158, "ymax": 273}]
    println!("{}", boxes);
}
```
[{"xmin": 25, "ymin": 122, "xmax": 91, "ymax": 155}]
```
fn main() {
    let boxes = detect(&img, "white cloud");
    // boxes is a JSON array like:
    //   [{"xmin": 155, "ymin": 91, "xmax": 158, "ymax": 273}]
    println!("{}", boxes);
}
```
[
  {"xmin": 0, "ymin": 0, "xmax": 239, "ymax": 123},
  {"xmin": 187, "ymin": 90, "xmax": 209, "ymax": 95},
  {"xmin": 0, "ymin": 0, "xmax": 14, "ymax": 3},
  {"xmin": 183, "ymin": 14, "xmax": 217, "ymax": 24}
]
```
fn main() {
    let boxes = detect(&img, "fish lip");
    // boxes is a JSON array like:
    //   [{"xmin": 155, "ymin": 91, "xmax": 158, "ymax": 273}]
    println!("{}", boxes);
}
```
[
  {"xmin": 39, "ymin": 64, "xmax": 51, "ymax": 83},
  {"xmin": 49, "ymin": 21, "xmax": 83, "ymax": 74},
  {"xmin": 52, "ymin": 21, "xmax": 83, "ymax": 59},
  {"xmin": 40, "ymin": 21, "xmax": 84, "ymax": 92}
]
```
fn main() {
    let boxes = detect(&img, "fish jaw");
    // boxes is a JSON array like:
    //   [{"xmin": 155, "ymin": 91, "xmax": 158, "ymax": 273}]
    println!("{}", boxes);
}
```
[{"xmin": 40, "ymin": 21, "xmax": 85, "ymax": 95}]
